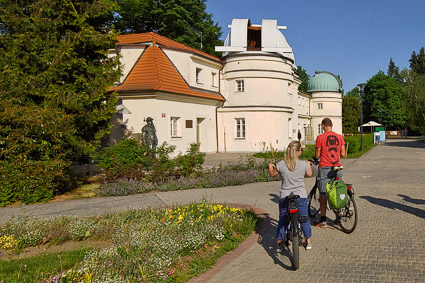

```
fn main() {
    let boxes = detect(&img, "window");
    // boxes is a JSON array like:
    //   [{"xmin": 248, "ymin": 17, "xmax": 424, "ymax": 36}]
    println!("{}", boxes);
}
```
[
  {"xmin": 236, "ymin": 80, "xmax": 244, "ymax": 92},
  {"xmin": 185, "ymin": 120, "xmax": 193, "ymax": 128},
  {"xmin": 288, "ymin": 118, "xmax": 293, "ymax": 139},
  {"xmin": 211, "ymin": 72, "xmax": 217, "ymax": 87},
  {"xmin": 196, "ymin": 68, "xmax": 202, "ymax": 84},
  {"xmin": 235, "ymin": 118, "xmax": 245, "ymax": 139},
  {"xmin": 318, "ymin": 103, "xmax": 323, "ymax": 109},
  {"xmin": 318, "ymin": 124, "xmax": 324, "ymax": 135},
  {"xmin": 171, "ymin": 117, "xmax": 181, "ymax": 137}
]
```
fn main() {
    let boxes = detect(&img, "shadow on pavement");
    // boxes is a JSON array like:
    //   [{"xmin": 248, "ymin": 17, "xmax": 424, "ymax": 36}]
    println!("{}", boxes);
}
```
[
  {"xmin": 269, "ymin": 193, "xmax": 279, "ymax": 204},
  {"xmin": 257, "ymin": 217, "xmax": 294, "ymax": 271},
  {"xmin": 397, "ymin": 194, "xmax": 425, "ymax": 205},
  {"xmin": 384, "ymin": 139, "xmax": 425, "ymax": 149},
  {"xmin": 360, "ymin": 195, "xmax": 425, "ymax": 219}
]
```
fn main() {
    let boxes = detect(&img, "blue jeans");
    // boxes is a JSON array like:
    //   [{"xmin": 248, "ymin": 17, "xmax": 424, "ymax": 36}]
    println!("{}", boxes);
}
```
[{"xmin": 276, "ymin": 197, "xmax": 312, "ymax": 241}]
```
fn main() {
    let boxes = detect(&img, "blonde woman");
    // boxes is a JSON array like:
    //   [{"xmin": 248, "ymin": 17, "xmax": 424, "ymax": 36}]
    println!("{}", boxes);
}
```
[{"xmin": 268, "ymin": 141, "xmax": 313, "ymax": 251}]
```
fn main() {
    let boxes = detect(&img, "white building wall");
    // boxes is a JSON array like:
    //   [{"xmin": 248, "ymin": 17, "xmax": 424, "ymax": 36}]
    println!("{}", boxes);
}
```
[
  {"xmin": 218, "ymin": 109, "xmax": 292, "ymax": 152},
  {"xmin": 218, "ymin": 51, "xmax": 299, "ymax": 152},
  {"xmin": 163, "ymin": 49, "xmax": 222, "ymax": 93},
  {"xmin": 310, "ymin": 91, "xmax": 343, "ymax": 138},
  {"xmin": 221, "ymin": 54, "xmax": 294, "ymax": 106},
  {"xmin": 117, "ymin": 46, "xmax": 146, "ymax": 84},
  {"xmin": 121, "ymin": 98, "xmax": 218, "ymax": 155}
]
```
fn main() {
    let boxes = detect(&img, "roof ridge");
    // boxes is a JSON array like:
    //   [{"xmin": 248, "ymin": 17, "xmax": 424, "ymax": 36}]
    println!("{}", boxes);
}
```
[
  {"xmin": 152, "ymin": 43, "xmax": 162, "ymax": 89},
  {"xmin": 116, "ymin": 32, "xmax": 220, "ymax": 61}
]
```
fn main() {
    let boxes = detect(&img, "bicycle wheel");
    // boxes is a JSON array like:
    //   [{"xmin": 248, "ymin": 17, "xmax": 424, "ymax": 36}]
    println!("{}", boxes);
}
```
[
  {"xmin": 291, "ymin": 216, "xmax": 300, "ymax": 270},
  {"xmin": 308, "ymin": 188, "xmax": 320, "ymax": 218},
  {"xmin": 338, "ymin": 193, "xmax": 358, "ymax": 233}
]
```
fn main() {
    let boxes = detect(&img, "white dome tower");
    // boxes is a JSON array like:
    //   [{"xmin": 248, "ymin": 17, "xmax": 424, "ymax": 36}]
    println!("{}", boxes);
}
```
[
  {"xmin": 215, "ymin": 19, "xmax": 301, "ymax": 152},
  {"xmin": 307, "ymin": 71, "xmax": 343, "ymax": 138}
]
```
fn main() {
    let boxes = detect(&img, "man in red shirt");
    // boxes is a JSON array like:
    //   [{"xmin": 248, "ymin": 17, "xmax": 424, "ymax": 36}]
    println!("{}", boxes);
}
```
[{"xmin": 315, "ymin": 118, "xmax": 346, "ymax": 228}]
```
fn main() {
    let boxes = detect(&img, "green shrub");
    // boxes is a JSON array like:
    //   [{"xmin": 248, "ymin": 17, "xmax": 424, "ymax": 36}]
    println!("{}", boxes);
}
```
[
  {"xmin": 0, "ymin": 159, "xmax": 72, "ymax": 206},
  {"xmin": 98, "ymin": 140, "xmax": 205, "ymax": 185},
  {"xmin": 97, "ymin": 138, "xmax": 150, "ymax": 170},
  {"xmin": 344, "ymin": 136, "xmax": 360, "ymax": 154},
  {"xmin": 344, "ymin": 134, "xmax": 374, "ymax": 154},
  {"xmin": 173, "ymin": 143, "xmax": 206, "ymax": 178},
  {"xmin": 254, "ymin": 144, "xmax": 315, "ymax": 160}
]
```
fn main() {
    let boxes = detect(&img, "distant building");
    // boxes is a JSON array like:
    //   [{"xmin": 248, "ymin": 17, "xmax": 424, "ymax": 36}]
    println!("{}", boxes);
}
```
[{"xmin": 108, "ymin": 19, "xmax": 342, "ymax": 154}]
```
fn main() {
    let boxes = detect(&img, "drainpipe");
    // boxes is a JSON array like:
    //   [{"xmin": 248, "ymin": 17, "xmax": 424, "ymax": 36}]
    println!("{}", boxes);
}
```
[
  {"xmin": 215, "ymin": 104, "xmax": 221, "ymax": 153},
  {"xmin": 216, "ymin": 63, "xmax": 225, "ymax": 153}
]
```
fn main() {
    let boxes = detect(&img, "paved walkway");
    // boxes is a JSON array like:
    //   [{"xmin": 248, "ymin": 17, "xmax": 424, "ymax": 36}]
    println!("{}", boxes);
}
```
[{"xmin": 1, "ymin": 139, "xmax": 424, "ymax": 282}]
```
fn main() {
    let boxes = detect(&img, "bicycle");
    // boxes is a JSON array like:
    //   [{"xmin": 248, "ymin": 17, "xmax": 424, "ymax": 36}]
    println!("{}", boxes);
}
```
[
  {"xmin": 278, "ymin": 192, "xmax": 308, "ymax": 270},
  {"xmin": 307, "ymin": 160, "xmax": 358, "ymax": 233}
]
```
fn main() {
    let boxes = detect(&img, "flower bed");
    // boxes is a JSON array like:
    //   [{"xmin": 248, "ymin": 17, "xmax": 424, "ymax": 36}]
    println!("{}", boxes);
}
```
[{"xmin": 0, "ymin": 201, "xmax": 259, "ymax": 282}]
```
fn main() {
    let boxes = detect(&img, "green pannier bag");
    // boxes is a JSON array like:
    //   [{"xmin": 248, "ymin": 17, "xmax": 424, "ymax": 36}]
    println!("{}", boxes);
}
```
[{"xmin": 326, "ymin": 180, "xmax": 348, "ymax": 209}]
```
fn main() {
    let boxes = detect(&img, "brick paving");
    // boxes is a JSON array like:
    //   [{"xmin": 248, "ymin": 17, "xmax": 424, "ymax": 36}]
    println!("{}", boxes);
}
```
[{"xmin": 1, "ymin": 139, "xmax": 424, "ymax": 282}]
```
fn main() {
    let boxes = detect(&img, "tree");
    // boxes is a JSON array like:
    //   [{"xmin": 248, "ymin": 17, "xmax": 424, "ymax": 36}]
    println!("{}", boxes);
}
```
[
  {"xmin": 345, "ymin": 87, "xmax": 360, "ymax": 98},
  {"xmin": 405, "ymin": 71, "xmax": 425, "ymax": 134},
  {"xmin": 342, "ymin": 88, "xmax": 361, "ymax": 134},
  {"xmin": 363, "ymin": 71, "xmax": 407, "ymax": 130},
  {"xmin": 387, "ymin": 57, "xmax": 402, "ymax": 82},
  {"xmin": 0, "ymin": 0, "xmax": 121, "ymax": 205},
  {"xmin": 405, "ymin": 48, "xmax": 425, "ymax": 135},
  {"xmin": 337, "ymin": 74, "xmax": 344, "ymax": 94},
  {"xmin": 409, "ymin": 47, "xmax": 425, "ymax": 75},
  {"xmin": 296, "ymin": 66, "xmax": 310, "ymax": 92},
  {"xmin": 113, "ymin": 0, "xmax": 223, "ymax": 56}
]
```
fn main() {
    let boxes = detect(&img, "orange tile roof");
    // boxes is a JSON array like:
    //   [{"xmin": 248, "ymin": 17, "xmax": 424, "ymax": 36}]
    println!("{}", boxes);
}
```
[
  {"xmin": 110, "ymin": 43, "xmax": 224, "ymax": 101},
  {"xmin": 116, "ymin": 32, "xmax": 220, "ymax": 62}
]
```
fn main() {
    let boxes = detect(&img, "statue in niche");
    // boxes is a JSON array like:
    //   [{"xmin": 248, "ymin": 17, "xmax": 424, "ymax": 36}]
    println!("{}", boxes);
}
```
[{"xmin": 141, "ymin": 117, "xmax": 158, "ymax": 150}]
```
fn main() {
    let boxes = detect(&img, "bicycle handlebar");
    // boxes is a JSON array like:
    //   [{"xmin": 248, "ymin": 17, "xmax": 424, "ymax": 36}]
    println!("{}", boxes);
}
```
[
  {"xmin": 308, "ymin": 158, "xmax": 344, "ymax": 172},
  {"xmin": 308, "ymin": 158, "xmax": 320, "ymax": 166}
]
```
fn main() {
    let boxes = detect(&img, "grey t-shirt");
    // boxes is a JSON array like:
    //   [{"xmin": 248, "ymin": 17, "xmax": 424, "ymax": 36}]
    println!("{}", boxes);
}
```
[{"xmin": 276, "ymin": 160, "xmax": 309, "ymax": 199}]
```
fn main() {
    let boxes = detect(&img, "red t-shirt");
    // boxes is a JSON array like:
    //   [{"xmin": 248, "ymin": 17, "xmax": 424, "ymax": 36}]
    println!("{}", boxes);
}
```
[{"xmin": 316, "ymin": 131, "xmax": 345, "ymax": 167}]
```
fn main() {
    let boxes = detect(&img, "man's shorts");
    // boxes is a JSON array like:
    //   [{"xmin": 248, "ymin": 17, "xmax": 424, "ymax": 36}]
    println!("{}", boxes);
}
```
[{"xmin": 317, "ymin": 166, "xmax": 343, "ymax": 195}]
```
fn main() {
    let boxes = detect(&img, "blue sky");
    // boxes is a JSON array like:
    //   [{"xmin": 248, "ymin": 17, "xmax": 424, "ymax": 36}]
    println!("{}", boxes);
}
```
[{"xmin": 206, "ymin": 0, "xmax": 425, "ymax": 92}]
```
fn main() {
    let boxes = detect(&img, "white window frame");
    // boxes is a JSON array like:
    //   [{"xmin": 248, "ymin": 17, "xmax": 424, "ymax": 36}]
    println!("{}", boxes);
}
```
[
  {"xmin": 236, "ymin": 80, "xmax": 244, "ymax": 92},
  {"xmin": 235, "ymin": 118, "xmax": 246, "ymax": 139},
  {"xmin": 170, "ymin": 117, "xmax": 182, "ymax": 138},
  {"xmin": 318, "ymin": 103, "xmax": 323, "ymax": 109},
  {"xmin": 196, "ymin": 68, "xmax": 202, "ymax": 84},
  {"xmin": 211, "ymin": 72, "xmax": 217, "ymax": 87},
  {"xmin": 318, "ymin": 124, "xmax": 324, "ymax": 135}
]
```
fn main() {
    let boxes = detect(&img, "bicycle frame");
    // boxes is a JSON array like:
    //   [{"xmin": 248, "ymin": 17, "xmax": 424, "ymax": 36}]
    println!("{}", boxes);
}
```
[
  {"xmin": 285, "ymin": 194, "xmax": 304, "ymax": 270},
  {"xmin": 288, "ymin": 197, "xmax": 299, "ymax": 238}
]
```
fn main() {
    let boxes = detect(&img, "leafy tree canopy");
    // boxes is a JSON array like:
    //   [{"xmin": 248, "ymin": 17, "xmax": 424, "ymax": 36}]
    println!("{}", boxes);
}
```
[
  {"xmin": 363, "ymin": 71, "xmax": 407, "ymax": 130},
  {"xmin": 342, "ymin": 89, "xmax": 361, "ymax": 134},
  {"xmin": 387, "ymin": 57, "xmax": 402, "ymax": 83},
  {"xmin": 409, "ymin": 47, "xmax": 425, "ymax": 75},
  {"xmin": 0, "ymin": 0, "xmax": 121, "ymax": 203},
  {"xmin": 113, "ymin": 0, "xmax": 223, "ymax": 56},
  {"xmin": 296, "ymin": 66, "xmax": 310, "ymax": 92},
  {"xmin": 344, "ymin": 87, "xmax": 360, "ymax": 98},
  {"xmin": 405, "ymin": 47, "xmax": 425, "ymax": 134}
]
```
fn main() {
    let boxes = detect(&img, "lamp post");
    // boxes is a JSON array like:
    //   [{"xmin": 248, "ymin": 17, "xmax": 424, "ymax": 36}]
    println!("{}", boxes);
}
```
[{"xmin": 357, "ymin": 83, "xmax": 365, "ymax": 151}]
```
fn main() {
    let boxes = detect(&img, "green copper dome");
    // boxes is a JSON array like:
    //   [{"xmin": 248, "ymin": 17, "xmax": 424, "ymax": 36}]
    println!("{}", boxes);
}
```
[{"xmin": 307, "ymin": 71, "xmax": 342, "ymax": 93}]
